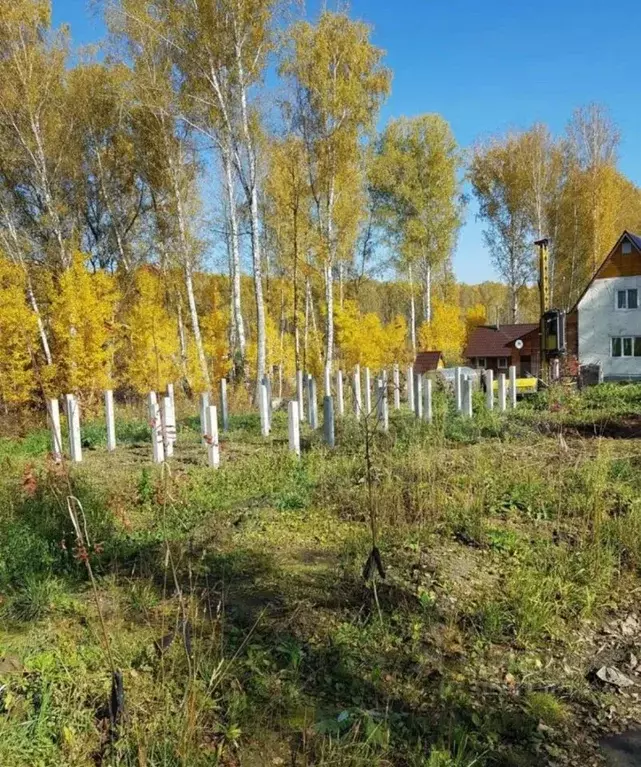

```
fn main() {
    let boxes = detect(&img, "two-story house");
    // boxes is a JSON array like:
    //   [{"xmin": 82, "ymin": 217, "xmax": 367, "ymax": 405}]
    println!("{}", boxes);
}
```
[
  {"xmin": 568, "ymin": 231, "xmax": 641, "ymax": 380},
  {"xmin": 458, "ymin": 231, "xmax": 641, "ymax": 382}
]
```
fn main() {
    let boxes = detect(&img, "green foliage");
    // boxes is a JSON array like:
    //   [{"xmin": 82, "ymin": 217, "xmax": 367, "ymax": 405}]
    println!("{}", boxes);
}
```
[
  {"xmin": 5, "ymin": 576, "xmax": 66, "ymax": 622},
  {"xmin": 0, "ymin": 470, "xmax": 114, "ymax": 587},
  {"xmin": 81, "ymin": 417, "xmax": 151, "ymax": 449},
  {"xmin": 0, "ymin": 521, "xmax": 55, "ymax": 588},
  {"xmin": 518, "ymin": 382, "xmax": 641, "ymax": 426},
  {"xmin": 0, "ymin": 429, "xmax": 54, "ymax": 459},
  {"xmin": 581, "ymin": 382, "xmax": 641, "ymax": 410},
  {"xmin": 526, "ymin": 691, "xmax": 568, "ymax": 726},
  {"xmin": 500, "ymin": 541, "xmax": 617, "ymax": 644}
]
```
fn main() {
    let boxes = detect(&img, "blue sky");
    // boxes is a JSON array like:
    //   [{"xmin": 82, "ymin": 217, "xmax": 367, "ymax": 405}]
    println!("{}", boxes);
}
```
[{"xmin": 52, "ymin": 0, "xmax": 641, "ymax": 283}]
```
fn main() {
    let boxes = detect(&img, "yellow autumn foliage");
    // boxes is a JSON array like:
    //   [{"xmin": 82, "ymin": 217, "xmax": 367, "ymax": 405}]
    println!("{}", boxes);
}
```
[
  {"xmin": 465, "ymin": 303, "xmax": 487, "ymax": 338},
  {"xmin": 302, "ymin": 326, "xmax": 325, "ymax": 379},
  {"xmin": 266, "ymin": 313, "xmax": 296, "ymax": 383},
  {"xmin": 418, "ymin": 299, "xmax": 466, "ymax": 363},
  {"xmin": 381, "ymin": 314, "xmax": 410, "ymax": 366},
  {"xmin": 201, "ymin": 289, "xmax": 232, "ymax": 383},
  {"xmin": 119, "ymin": 268, "xmax": 179, "ymax": 395},
  {"xmin": 50, "ymin": 252, "xmax": 120, "ymax": 397},
  {"xmin": 0, "ymin": 257, "xmax": 38, "ymax": 405},
  {"xmin": 244, "ymin": 312, "xmax": 295, "ymax": 384},
  {"xmin": 185, "ymin": 338, "xmax": 207, "ymax": 393},
  {"xmin": 336, "ymin": 300, "xmax": 410, "ymax": 370}
]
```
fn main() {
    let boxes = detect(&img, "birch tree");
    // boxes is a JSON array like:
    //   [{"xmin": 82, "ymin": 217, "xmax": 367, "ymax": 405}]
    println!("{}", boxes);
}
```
[
  {"xmin": 67, "ymin": 62, "xmax": 152, "ymax": 275},
  {"xmin": 220, "ymin": 136, "xmax": 247, "ymax": 375},
  {"xmin": 0, "ymin": 0, "xmax": 76, "ymax": 366},
  {"xmin": 0, "ymin": 0, "xmax": 73, "ymax": 273},
  {"xmin": 143, "ymin": 0, "xmax": 276, "ymax": 388},
  {"xmin": 280, "ymin": 11, "xmax": 390, "ymax": 381},
  {"xmin": 567, "ymin": 104, "xmax": 619, "ymax": 277},
  {"xmin": 0, "ymin": 187, "xmax": 53, "ymax": 365},
  {"xmin": 371, "ymin": 114, "xmax": 461, "ymax": 324},
  {"xmin": 263, "ymin": 136, "xmax": 314, "ymax": 371},
  {"xmin": 469, "ymin": 135, "xmax": 534, "ymax": 322},
  {"xmin": 113, "ymin": 0, "xmax": 211, "ymax": 389}
]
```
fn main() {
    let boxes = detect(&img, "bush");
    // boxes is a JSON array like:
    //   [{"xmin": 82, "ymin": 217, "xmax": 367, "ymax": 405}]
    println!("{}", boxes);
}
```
[{"xmin": 5, "ymin": 575, "xmax": 66, "ymax": 621}]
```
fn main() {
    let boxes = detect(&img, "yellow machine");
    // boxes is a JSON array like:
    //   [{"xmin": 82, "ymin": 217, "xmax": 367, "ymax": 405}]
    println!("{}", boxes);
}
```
[
  {"xmin": 536, "ymin": 237, "xmax": 550, "ymax": 379},
  {"xmin": 492, "ymin": 377, "xmax": 538, "ymax": 395},
  {"xmin": 535, "ymin": 238, "xmax": 566, "ymax": 380}
]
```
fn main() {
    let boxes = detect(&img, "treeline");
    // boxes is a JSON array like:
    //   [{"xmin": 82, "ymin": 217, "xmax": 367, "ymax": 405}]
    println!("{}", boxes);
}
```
[
  {"xmin": 0, "ymin": 0, "xmax": 470, "ymax": 407},
  {"xmin": 470, "ymin": 112, "xmax": 641, "ymax": 318},
  {"xmin": 0, "ymin": 2, "xmax": 638, "ymax": 409},
  {"xmin": 0, "ymin": 257, "xmax": 499, "ymax": 406}
]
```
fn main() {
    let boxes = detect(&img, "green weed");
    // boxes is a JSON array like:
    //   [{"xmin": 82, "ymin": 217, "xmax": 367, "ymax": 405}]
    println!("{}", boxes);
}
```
[
  {"xmin": 5, "ymin": 576, "xmax": 66, "ymax": 622},
  {"xmin": 526, "ymin": 691, "xmax": 568, "ymax": 726}
]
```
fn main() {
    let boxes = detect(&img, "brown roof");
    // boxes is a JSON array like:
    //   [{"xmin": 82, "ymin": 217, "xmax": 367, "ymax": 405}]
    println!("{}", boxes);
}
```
[
  {"xmin": 464, "ymin": 324, "xmax": 538, "ymax": 358},
  {"xmin": 570, "ymin": 230, "xmax": 641, "ymax": 312},
  {"xmin": 414, "ymin": 350, "xmax": 444, "ymax": 374}
]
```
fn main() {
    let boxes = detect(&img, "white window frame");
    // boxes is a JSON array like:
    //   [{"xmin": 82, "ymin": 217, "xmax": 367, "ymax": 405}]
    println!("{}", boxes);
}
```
[
  {"xmin": 615, "ymin": 288, "xmax": 639, "ymax": 310},
  {"xmin": 477, "ymin": 357, "xmax": 486, "ymax": 369},
  {"xmin": 497, "ymin": 357, "xmax": 508, "ymax": 369},
  {"xmin": 622, "ymin": 241, "xmax": 632, "ymax": 255},
  {"xmin": 611, "ymin": 336, "xmax": 641, "ymax": 358}
]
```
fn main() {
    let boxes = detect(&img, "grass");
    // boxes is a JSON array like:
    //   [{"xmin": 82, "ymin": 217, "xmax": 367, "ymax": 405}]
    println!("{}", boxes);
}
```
[{"xmin": 1, "ymin": 384, "xmax": 641, "ymax": 765}]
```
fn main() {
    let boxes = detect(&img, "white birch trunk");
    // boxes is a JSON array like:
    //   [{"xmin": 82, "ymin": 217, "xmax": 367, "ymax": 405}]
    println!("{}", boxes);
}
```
[
  {"xmin": 93, "ymin": 135, "xmax": 130, "ymax": 271},
  {"xmin": 26, "ymin": 273, "xmax": 53, "ymax": 366},
  {"xmin": 233, "ymin": 36, "xmax": 266, "ymax": 393},
  {"xmin": 176, "ymin": 299, "xmax": 189, "ymax": 382},
  {"xmin": 511, "ymin": 284, "xmax": 519, "ymax": 324},
  {"xmin": 184, "ymin": 258, "xmax": 210, "ymax": 388},
  {"xmin": 222, "ymin": 144, "xmax": 246, "ymax": 368},
  {"xmin": 30, "ymin": 114, "xmax": 69, "ymax": 269},
  {"xmin": 324, "ymin": 172, "xmax": 336, "ymax": 381},
  {"xmin": 164, "ymin": 129, "xmax": 210, "ymax": 390},
  {"xmin": 324, "ymin": 261, "xmax": 334, "ymax": 386},
  {"xmin": 0, "ymin": 212, "xmax": 53, "ymax": 365},
  {"xmin": 408, "ymin": 263, "xmax": 417, "ymax": 354},
  {"xmin": 304, "ymin": 276, "xmax": 311, "ymax": 371},
  {"xmin": 424, "ymin": 261, "xmax": 432, "ymax": 323}
]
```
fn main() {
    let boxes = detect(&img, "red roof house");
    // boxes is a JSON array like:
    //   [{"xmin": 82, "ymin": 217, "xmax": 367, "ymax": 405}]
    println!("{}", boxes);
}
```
[
  {"xmin": 464, "ymin": 324, "xmax": 539, "ymax": 376},
  {"xmin": 414, "ymin": 350, "xmax": 445, "ymax": 374}
]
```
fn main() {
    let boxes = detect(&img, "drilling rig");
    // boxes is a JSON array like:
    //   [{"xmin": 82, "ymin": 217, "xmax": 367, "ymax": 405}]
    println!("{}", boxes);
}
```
[{"xmin": 535, "ymin": 238, "xmax": 566, "ymax": 380}]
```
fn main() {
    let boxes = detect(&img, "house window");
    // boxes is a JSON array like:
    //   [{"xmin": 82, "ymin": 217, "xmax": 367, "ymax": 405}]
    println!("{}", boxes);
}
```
[
  {"xmin": 623, "ymin": 241, "xmax": 632, "ymax": 254},
  {"xmin": 611, "ymin": 337, "xmax": 641, "ymax": 358},
  {"xmin": 497, "ymin": 357, "xmax": 508, "ymax": 368},
  {"xmin": 477, "ymin": 357, "xmax": 486, "ymax": 369},
  {"xmin": 616, "ymin": 289, "xmax": 639, "ymax": 310}
]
